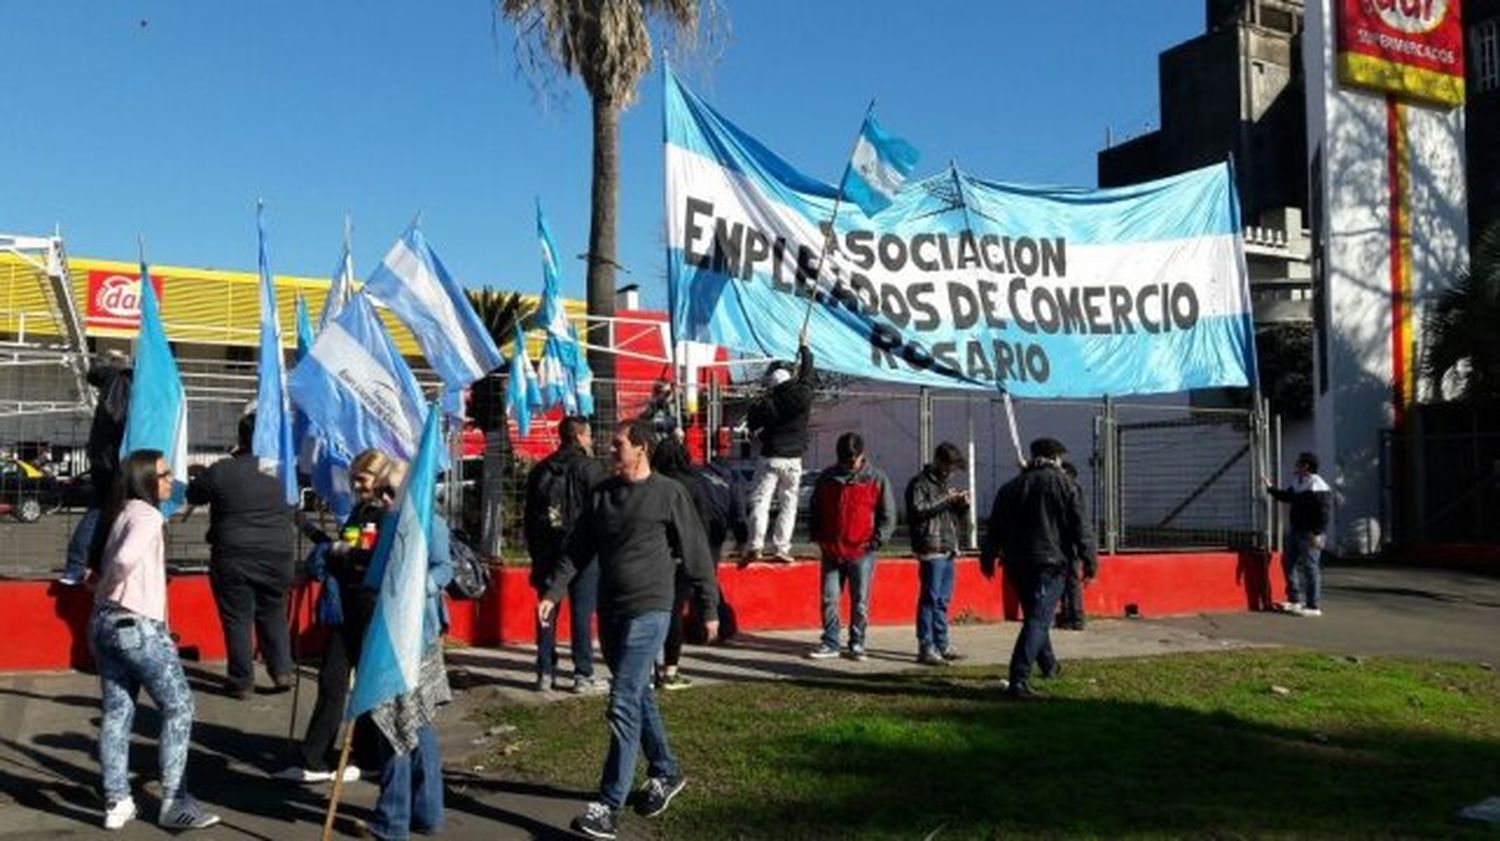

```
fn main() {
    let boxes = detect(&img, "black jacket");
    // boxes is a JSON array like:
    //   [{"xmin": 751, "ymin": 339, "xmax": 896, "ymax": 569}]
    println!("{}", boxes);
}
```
[
  {"xmin": 85, "ymin": 362, "xmax": 131, "ymax": 506},
  {"xmin": 523, "ymin": 443, "xmax": 608, "ymax": 583},
  {"xmin": 981, "ymin": 461, "xmax": 1097, "ymax": 577},
  {"xmin": 746, "ymin": 346, "xmax": 815, "ymax": 458},
  {"xmin": 906, "ymin": 465, "xmax": 968, "ymax": 557},
  {"xmin": 185, "ymin": 453, "xmax": 295, "ymax": 570},
  {"xmin": 1269, "ymin": 473, "xmax": 1333, "ymax": 534},
  {"xmin": 546, "ymin": 472, "xmax": 718, "ymax": 620}
]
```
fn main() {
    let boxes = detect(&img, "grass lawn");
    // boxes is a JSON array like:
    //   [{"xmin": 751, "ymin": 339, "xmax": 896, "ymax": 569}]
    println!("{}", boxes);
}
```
[{"xmin": 474, "ymin": 650, "xmax": 1500, "ymax": 839}]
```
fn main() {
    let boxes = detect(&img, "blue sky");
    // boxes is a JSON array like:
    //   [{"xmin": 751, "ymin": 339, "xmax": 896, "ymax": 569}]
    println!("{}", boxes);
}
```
[{"xmin": 0, "ymin": 1, "xmax": 1202, "ymax": 306}]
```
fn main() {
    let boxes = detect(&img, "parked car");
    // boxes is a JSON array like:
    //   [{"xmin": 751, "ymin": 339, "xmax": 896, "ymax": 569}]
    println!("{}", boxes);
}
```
[{"xmin": 0, "ymin": 458, "xmax": 93, "ymax": 522}]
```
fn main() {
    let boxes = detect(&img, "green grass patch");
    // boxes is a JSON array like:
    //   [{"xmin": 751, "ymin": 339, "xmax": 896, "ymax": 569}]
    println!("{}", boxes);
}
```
[{"xmin": 474, "ymin": 650, "xmax": 1500, "ymax": 839}]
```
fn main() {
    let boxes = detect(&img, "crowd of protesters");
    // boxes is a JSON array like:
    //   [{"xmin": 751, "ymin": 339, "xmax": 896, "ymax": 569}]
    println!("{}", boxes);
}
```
[{"xmin": 58, "ymin": 342, "xmax": 1321, "ymax": 840}]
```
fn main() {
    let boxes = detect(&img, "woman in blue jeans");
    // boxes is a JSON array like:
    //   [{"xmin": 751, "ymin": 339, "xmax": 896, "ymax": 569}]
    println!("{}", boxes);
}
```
[{"xmin": 90, "ymin": 450, "xmax": 219, "ymax": 831}]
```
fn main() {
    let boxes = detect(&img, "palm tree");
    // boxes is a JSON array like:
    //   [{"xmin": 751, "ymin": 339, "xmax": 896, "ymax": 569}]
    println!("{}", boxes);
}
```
[
  {"xmin": 497, "ymin": 0, "xmax": 720, "ymax": 424},
  {"xmin": 1422, "ymin": 222, "xmax": 1500, "ymax": 402},
  {"xmin": 466, "ymin": 288, "xmax": 534, "ymax": 555}
]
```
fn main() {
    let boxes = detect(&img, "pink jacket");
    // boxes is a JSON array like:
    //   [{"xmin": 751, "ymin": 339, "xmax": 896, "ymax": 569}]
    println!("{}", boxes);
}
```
[{"xmin": 94, "ymin": 499, "xmax": 168, "ymax": 622}]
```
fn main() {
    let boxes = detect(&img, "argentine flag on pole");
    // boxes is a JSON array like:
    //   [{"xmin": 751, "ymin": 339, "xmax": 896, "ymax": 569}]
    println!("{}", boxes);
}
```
[
  {"xmin": 120, "ymin": 260, "xmax": 188, "ymax": 515},
  {"xmin": 252, "ymin": 202, "xmax": 299, "ymax": 506},
  {"xmin": 288, "ymin": 292, "xmax": 432, "ymax": 466},
  {"xmin": 364, "ymin": 222, "xmax": 505, "ymax": 391},
  {"xmin": 348, "ymin": 402, "xmax": 443, "ymax": 718},
  {"xmin": 535, "ymin": 203, "xmax": 595, "ymax": 415},
  {"xmin": 319, "ymin": 218, "xmax": 356, "ymax": 334},
  {"xmin": 508, "ymin": 324, "xmax": 543, "ymax": 437},
  {"xmin": 840, "ymin": 109, "xmax": 919, "ymax": 217}
]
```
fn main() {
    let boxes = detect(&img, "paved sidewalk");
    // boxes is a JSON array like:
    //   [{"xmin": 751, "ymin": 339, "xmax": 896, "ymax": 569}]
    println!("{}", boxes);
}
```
[{"xmin": 1, "ymin": 563, "xmax": 1492, "ymax": 839}]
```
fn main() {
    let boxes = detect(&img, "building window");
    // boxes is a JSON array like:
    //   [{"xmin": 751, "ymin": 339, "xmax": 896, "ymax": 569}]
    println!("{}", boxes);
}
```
[{"xmin": 1474, "ymin": 20, "xmax": 1500, "ymax": 94}]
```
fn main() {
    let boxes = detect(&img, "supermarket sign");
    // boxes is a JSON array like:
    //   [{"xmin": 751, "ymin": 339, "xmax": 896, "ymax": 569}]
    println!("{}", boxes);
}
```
[
  {"xmin": 86, "ymin": 270, "xmax": 166, "ymax": 330},
  {"xmin": 1338, "ymin": 0, "xmax": 1466, "ymax": 107}
]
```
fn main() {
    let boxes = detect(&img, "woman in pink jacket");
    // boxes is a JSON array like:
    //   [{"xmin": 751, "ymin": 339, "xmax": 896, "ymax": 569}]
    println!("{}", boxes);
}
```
[{"xmin": 90, "ymin": 450, "xmax": 219, "ymax": 831}]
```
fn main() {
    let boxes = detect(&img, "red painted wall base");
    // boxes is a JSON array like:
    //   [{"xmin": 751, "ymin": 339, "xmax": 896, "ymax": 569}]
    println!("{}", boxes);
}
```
[{"xmin": 2, "ymin": 551, "xmax": 1281, "ymax": 672}]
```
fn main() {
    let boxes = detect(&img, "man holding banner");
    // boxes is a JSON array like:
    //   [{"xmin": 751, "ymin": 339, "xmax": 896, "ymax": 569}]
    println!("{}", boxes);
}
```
[{"xmin": 742, "ymin": 338, "xmax": 814, "ymax": 566}]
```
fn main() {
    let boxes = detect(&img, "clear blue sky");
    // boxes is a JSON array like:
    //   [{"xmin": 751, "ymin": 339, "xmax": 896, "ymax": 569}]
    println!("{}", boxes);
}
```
[{"xmin": 0, "ymin": 1, "xmax": 1202, "ymax": 306}]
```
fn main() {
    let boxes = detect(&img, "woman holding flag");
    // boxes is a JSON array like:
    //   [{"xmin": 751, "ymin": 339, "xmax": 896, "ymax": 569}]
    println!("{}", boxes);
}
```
[{"xmin": 90, "ymin": 450, "xmax": 221, "ymax": 831}]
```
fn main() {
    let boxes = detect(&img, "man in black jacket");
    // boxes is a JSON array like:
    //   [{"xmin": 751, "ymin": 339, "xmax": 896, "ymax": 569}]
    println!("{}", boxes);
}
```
[
  {"xmin": 906, "ymin": 442, "xmax": 970, "ymax": 665},
  {"xmin": 981, "ymin": 437, "xmax": 1097, "ymax": 700},
  {"xmin": 185, "ymin": 413, "xmax": 296, "ymax": 698},
  {"xmin": 523, "ymin": 415, "xmax": 608, "ymax": 693},
  {"xmin": 59, "ymin": 352, "xmax": 131, "ymax": 585},
  {"xmin": 1265, "ymin": 451, "xmax": 1333, "ymax": 617},
  {"xmin": 743, "ymin": 339, "xmax": 814, "ymax": 565},
  {"xmin": 539, "ymin": 420, "xmax": 718, "ymax": 839}
]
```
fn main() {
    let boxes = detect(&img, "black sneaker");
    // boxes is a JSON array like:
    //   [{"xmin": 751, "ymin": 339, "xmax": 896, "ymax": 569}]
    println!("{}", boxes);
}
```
[
  {"xmin": 1004, "ymin": 683, "xmax": 1043, "ymax": 702},
  {"xmin": 1040, "ymin": 662, "xmax": 1062, "ymax": 680},
  {"xmin": 573, "ymin": 802, "xmax": 618, "ymax": 839},
  {"xmin": 638, "ymin": 774, "xmax": 686, "ymax": 818}
]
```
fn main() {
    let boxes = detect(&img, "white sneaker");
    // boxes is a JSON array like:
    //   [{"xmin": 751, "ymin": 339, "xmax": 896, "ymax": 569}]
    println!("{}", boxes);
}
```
[
  {"xmin": 272, "ymin": 765, "xmax": 360, "ymax": 783},
  {"xmin": 158, "ymin": 795, "xmax": 220, "ymax": 830},
  {"xmin": 103, "ymin": 796, "xmax": 136, "ymax": 830},
  {"xmin": 57, "ymin": 570, "xmax": 85, "ymax": 587},
  {"xmin": 1276, "ymin": 601, "xmax": 1303, "ymax": 614},
  {"xmin": 1300, "ymin": 608, "xmax": 1323, "ymax": 617}
]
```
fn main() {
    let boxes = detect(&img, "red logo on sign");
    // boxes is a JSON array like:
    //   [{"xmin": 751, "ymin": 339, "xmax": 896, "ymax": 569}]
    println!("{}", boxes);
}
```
[
  {"xmin": 1338, "ymin": 0, "xmax": 1465, "ymax": 105},
  {"xmin": 86, "ymin": 271, "xmax": 166, "ymax": 330}
]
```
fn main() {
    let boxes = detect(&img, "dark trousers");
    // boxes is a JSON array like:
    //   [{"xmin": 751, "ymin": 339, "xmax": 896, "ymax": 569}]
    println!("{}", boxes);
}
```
[
  {"xmin": 1059, "ymin": 564, "xmax": 1086, "ymax": 626},
  {"xmin": 300, "ymin": 587, "xmax": 376, "ymax": 771},
  {"xmin": 1008, "ymin": 565, "xmax": 1067, "ymax": 689},
  {"xmin": 534, "ymin": 561, "xmax": 599, "ymax": 681},
  {"xmin": 208, "ymin": 556, "xmax": 293, "ymax": 691}
]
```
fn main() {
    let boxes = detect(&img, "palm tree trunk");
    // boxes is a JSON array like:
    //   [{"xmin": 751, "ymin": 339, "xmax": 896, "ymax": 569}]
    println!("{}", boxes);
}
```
[{"xmin": 587, "ymin": 92, "xmax": 620, "ymax": 425}]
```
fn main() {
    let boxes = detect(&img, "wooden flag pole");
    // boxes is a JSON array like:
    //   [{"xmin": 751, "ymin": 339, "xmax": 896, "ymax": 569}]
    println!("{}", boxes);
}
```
[
  {"xmin": 797, "ymin": 100, "xmax": 874, "ymax": 341},
  {"xmin": 320, "ymin": 668, "xmax": 358, "ymax": 841}
]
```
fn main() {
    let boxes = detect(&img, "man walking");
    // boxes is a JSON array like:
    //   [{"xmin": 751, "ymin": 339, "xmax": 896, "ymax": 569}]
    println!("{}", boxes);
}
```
[
  {"xmin": 806, "ymin": 432, "xmax": 896, "ymax": 662},
  {"xmin": 981, "ymin": 438, "xmax": 1096, "ymax": 700},
  {"xmin": 538, "ymin": 420, "xmax": 718, "ymax": 840},
  {"xmin": 743, "ymin": 337, "xmax": 814, "ymax": 564},
  {"xmin": 523, "ymin": 415, "xmax": 608, "ymax": 693},
  {"xmin": 906, "ymin": 443, "xmax": 970, "ymax": 665},
  {"xmin": 1265, "ymin": 451, "xmax": 1333, "ymax": 617}
]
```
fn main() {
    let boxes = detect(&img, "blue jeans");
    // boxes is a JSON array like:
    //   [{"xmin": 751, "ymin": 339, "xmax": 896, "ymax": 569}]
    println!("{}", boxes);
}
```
[
  {"xmin": 535, "ymin": 561, "xmax": 599, "ymax": 681},
  {"xmin": 64, "ymin": 507, "xmax": 101, "ymax": 579},
  {"xmin": 821, "ymin": 553, "xmax": 877, "ymax": 650},
  {"xmin": 90, "ymin": 608, "xmax": 195, "ymax": 804},
  {"xmin": 1008, "ymin": 565, "xmax": 1066, "ymax": 688},
  {"xmin": 1284, "ymin": 531, "xmax": 1324, "ymax": 609},
  {"xmin": 598, "ymin": 611, "xmax": 677, "ymax": 809},
  {"xmin": 916, "ymin": 554, "xmax": 956, "ymax": 652},
  {"xmin": 370, "ymin": 723, "xmax": 443, "ymax": 839}
]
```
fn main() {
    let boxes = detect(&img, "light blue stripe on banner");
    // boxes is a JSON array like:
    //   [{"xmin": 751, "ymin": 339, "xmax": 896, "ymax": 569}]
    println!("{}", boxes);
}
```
[
  {"xmin": 668, "ymin": 247, "xmax": 1253, "ymax": 397},
  {"xmin": 665, "ymin": 72, "xmax": 1238, "ymax": 244}
]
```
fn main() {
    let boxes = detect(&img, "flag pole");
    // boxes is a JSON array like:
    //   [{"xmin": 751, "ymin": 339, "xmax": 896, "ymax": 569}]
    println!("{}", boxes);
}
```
[
  {"xmin": 949, "ymin": 161, "xmax": 1026, "ymax": 467},
  {"xmin": 321, "ymin": 667, "xmax": 359, "ymax": 841},
  {"xmin": 797, "ymin": 99, "xmax": 875, "ymax": 343}
]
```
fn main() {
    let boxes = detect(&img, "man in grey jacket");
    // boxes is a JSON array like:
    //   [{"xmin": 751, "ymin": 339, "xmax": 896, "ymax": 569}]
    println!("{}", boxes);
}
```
[{"xmin": 906, "ymin": 443, "xmax": 970, "ymax": 665}]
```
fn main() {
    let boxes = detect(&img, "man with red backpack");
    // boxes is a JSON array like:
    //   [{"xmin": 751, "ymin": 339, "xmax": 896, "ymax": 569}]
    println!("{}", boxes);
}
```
[{"xmin": 806, "ymin": 432, "xmax": 896, "ymax": 661}]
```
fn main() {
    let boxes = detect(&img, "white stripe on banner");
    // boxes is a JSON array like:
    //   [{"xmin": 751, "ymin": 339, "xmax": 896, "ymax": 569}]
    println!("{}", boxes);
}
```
[
  {"xmin": 381, "ymin": 239, "xmax": 484, "ymax": 379},
  {"xmin": 850, "ymin": 133, "xmax": 904, "ymax": 198},
  {"xmin": 312, "ymin": 322, "xmax": 420, "ymax": 451}
]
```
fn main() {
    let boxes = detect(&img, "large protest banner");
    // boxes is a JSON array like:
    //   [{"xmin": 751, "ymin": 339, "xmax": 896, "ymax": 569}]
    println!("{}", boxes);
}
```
[{"xmin": 665, "ymin": 71, "xmax": 1257, "ymax": 397}]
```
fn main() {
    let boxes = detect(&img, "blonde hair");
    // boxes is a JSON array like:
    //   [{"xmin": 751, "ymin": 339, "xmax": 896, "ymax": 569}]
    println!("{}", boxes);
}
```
[{"xmin": 350, "ymin": 449, "xmax": 408, "ymax": 493}]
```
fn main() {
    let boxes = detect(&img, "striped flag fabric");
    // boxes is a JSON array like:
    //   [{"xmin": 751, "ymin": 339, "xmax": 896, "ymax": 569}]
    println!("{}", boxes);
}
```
[
  {"xmin": 364, "ymin": 222, "xmax": 504, "ymax": 391},
  {"xmin": 252, "ymin": 203, "xmax": 299, "ymax": 506},
  {"xmin": 120, "ymin": 261, "xmax": 188, "ymax": 515},
  {"xmin": 841, "ymin": 109, "xmax": 920, "ymax": 217},
  {"xmin": 348, "ymin": 402, "xmax": 443, "ymax": 718},
  {"xmin": 508, "ymin": 323, "xmax": 543, "ymax": 437},
  {"xmin": 319, "ymin": 219, "xmax": 356, "ymax": 333},
  {"xmin": 535, "ymin": 203, "xmax": 595, "ymax": 415}
]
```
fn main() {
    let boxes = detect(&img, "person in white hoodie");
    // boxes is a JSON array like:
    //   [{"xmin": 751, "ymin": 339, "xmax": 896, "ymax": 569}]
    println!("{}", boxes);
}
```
[{"xmin": 1265, "ymin": 451, "xmax": 1334, "ymax": 617}]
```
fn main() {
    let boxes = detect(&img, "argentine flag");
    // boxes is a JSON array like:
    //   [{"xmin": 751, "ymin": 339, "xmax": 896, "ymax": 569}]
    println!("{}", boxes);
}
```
[
  {"xmin": 348, "ymin": 402, "xmax": 443, "ymax": 718},
  {"xmin": 841, "ymin": 110, "xmax": 919, "ymax": 217},
  {"xmin": 120, "ymin": 262, "xmax": 188, "ymax": 515},
  {"xmin": 319, "ymin": 224, "xmax": 356, "ymax": 334},
  {"xmin": 508, "ymin": 324, "xmax": 543, "ymax": 437},
  {"xmin": 252, "ymin": 203, "xmax": 300, "ymax": 506},
  {"xmin": 364, "ymin": 222, "xmax": 505, "ymax": 391},
  {"xmin": 535, "ymin": 203, "xmax": 595, "ymax": 415}
]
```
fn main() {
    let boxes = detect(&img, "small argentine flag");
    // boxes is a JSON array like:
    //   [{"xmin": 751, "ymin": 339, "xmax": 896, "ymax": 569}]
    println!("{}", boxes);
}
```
[{"xmin": 841, "ymin": 110, "xmax": 919, "ymax": 217}]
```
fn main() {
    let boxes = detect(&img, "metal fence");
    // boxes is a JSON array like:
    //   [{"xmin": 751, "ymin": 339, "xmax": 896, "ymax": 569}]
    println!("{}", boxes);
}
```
[
  {"xmin": 1381, "ymin": 418, "xmax": 1500, "ymax": 546},
  {"xmin": 0, "ymin": 348, "xmax": 1273, "ymax": 580}
]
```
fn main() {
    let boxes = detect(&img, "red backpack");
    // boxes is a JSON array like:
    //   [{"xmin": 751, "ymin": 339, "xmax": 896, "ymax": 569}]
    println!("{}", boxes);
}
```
[{"xmin": 814, "ymin": 473, "xmax": 883, "ymax": 563}]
